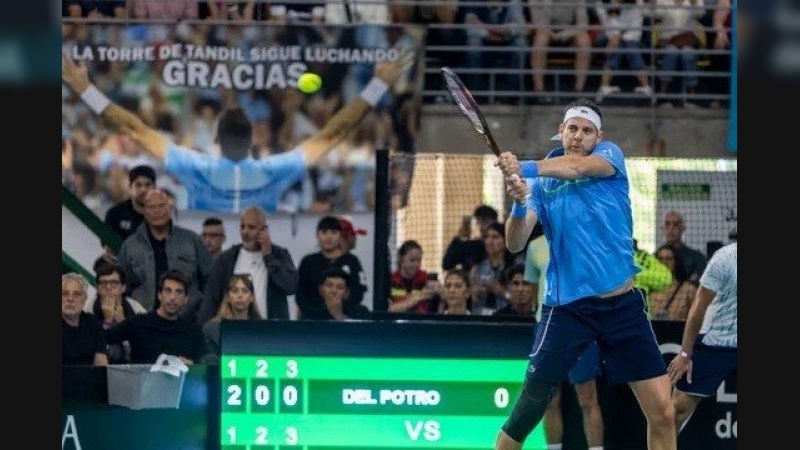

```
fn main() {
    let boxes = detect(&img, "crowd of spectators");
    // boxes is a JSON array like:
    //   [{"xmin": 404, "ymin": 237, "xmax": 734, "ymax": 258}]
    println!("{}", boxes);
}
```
[{"xmin": 62, "ymin": 2, "xmax": 733, "ymax": 366}]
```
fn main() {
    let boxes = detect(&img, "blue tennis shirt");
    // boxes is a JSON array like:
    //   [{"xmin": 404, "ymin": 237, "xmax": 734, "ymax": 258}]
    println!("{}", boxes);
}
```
[{"xmin": 529, "ymin": 140, "xmax": 639, "ymax": 306}]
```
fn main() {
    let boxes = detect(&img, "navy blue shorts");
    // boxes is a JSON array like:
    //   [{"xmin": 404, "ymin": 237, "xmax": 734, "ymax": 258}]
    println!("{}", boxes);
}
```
[
  {"xmin": 568, "ymin": 342, "xmax": 601, "ymax": 384},
  {"xmin": 525, "ymin": 288, "xmax": 666, "ymax": 385},
  {"xmin": 675, "ymin": 339, "xmax": 737, "ymax": 397}
]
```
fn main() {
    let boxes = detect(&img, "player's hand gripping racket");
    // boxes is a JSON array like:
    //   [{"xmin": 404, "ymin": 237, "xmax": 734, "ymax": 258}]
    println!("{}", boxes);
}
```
[{"xmin": 441, "ymin": 67, "xmax": 501, "ymax": 156}]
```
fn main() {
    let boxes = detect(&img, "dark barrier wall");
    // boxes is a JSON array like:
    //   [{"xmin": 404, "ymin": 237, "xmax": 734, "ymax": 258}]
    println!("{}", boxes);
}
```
[{"xmin": 61, "ymin": 320, "xmax": 735, "ymax": 450}]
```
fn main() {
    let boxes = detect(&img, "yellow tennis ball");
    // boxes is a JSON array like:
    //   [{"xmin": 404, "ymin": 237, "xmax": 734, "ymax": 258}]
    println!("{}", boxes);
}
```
[{"xmin": 297, "ymin": 72, "xmax": 322, "ymax": 94}]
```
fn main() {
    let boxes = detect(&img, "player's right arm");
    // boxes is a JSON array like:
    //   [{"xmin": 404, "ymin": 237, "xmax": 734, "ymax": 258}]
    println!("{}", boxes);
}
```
[{"xmin": 62, "ymin": 53, "xmax": 170, "ymax": 160}]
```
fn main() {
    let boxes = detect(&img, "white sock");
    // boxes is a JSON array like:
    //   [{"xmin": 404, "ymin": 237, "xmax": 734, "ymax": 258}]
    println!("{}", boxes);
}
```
[
  {"xmin": 547, "ymin": 445, "xmax": 562, "ymax": 450},
  {"xmin": 588, "ymin": 446, "xmax": 604, "ymax": 450}
]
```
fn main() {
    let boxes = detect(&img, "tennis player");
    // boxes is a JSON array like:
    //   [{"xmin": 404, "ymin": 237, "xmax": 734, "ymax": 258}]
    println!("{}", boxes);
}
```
[
  {"xmin": 62, "ymin": 52, "xmax": 412, "ymax": 213},
  {"xmin": 493, "ymin": 98, "xmax": 676, "ymax": 450},
  {"xmin": 667, "ymin": 241, "xmax": 737, "ymax": 434}
]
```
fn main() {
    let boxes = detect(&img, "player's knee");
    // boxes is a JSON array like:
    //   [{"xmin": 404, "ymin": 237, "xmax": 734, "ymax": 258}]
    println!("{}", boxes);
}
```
[{"xmin": 501, "ymin": 378, "xmax": 558, "ymax": 443}]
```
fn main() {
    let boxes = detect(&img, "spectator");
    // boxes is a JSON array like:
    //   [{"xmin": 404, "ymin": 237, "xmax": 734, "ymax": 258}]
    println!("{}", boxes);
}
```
[
  {"xmin": 594, "ymin": 0, "xmax": 655, "ymax": 103},
  {"xmin": 296, "ymin": 216, "xmax": 368, "ymax": 319},
  {"xmin": 528, "ymin": 0, "xmax": 592, "ymax": 103},
  {"xmin": 201, "ymin": 274, "xmax": 263, "ymax": 364},
  {"xmin": 197, "ymin": 206, "xmax": 297, "ymax": 324},
  {"xmin": 338, "ymin": 215, "xmax": 368, "ymax": 252},
  {"xmin": 200, "ymin": 216, "xmax": 227, "ymax": 260},
  {"xmin": 463, "ymin": 0, "xmax": 529, "ymax": 101},
  {"xmin": 440, "ymin": 269, "xmax": 472, "ymax": 315},
  {"xmin": 660, "ymin": 209, "xmax": 707, "ymax": 282},
  {"xmin": 649, "ymin": 0, "xmax": 706, "ymax": 107},
  {"xmin": 318, "ymin": 267, "xmax": 371, "ymax": 321},
  {"xmin": 470, "ymin": 222, "xmax": 515, "ymax": 315},
  {"xmin": 130, "ymin": 0, "xmax": 199, "ymax": 20},
  {"xmin": 64, "ymin": 0, "xmax": 127, "ymax": 18},
  {"xmin": 442, "ymin": 204, "xmax": 499, "ymax": 272},
  {"xmin": 493, "ymin": 263, "xmax": 537, "ymax": 319},
  {"xmin": 62, "ymin": 272, "xmax": 109, "ymax": 366},
  {"xmin": 650, "ymin": 244, "xmax": 698, "ymax": 321},
  {"xmin": 85, "ymin": 260, "xmax": 147, "ymax": 363},
  {"xmin": 62, "ymin": 51, "xmax": 414, "ymax": 213},
  {"xmin": 104, "ymin": 164, "xmax": 156, "ymax": 244},
  {"xmin": 388, "ymin": 240, "xmax": 442, "ymax": 314},
  {"xmin": 632, "ymin": 238, "xmax": 673, "ymax": 312},
  {"xmin": 700, "ymin": 0, "xmax": 732, "ymax": 108},
  {"xmin": 390, "ymin": 1, "xmax": 463, "ymax": 98},
  {"xmin": 105, "ymin": 269, "xmax": 205, "ymax": 365},
  {"xmin": 116, "ymin": 189, "xmax": 213, "ymax": 321}
]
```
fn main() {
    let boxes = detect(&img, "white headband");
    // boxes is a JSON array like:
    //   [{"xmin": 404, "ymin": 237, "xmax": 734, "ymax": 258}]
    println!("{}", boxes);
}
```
[{"xmin": 550, "ymin": 106, "xmax": 603, "ymax": 141}]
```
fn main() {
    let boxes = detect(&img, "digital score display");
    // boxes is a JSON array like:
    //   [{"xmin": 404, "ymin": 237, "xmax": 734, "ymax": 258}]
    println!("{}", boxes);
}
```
[{"xmin": 220, "ymin": 318, "xmax": 545, "ymax": 449}]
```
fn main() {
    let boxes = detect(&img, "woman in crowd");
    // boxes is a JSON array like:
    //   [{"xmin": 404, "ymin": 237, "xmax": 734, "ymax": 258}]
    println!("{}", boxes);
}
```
[
  {"xmin": 441, "ymin": 269, "xmax": 472, "ymax": 316},
  {"xmin": 650, "ymin": 244, "xmax": 698, "ymax": 321},
  {"xmin": 202, "ymin": 274, "xmax": 262, "ymax": 363},
  {"xmin": 388, "ymin": 239, "xmax": 441, "ymax": 314}
]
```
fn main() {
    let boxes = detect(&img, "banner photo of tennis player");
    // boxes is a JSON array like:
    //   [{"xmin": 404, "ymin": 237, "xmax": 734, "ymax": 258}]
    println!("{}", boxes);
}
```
[{"xmin": 61, "ymin": 21, "xmax": 425, "ymax": 215}]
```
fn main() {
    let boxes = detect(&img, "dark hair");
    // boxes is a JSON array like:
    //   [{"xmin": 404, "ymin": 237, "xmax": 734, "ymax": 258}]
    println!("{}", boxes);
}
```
[
  {"xmin": 217, "ymin": 108, "xmax": 253, "ymax": 162},
  {"xmin": 564, "ymin": 98, "xmax": 603, "ymax": 125},
  {"xmin": 203, "ymin": 216, "xmax": 224, "ymax": 227},
  {"xmin": 502, "ymin": 263, "xmax": 526, "ymax": 286},
  {"xmin": 444, "ymin": 268, "xmax": 471, "ymax": 288},
  {"xmin": 655, "ymin": 244, "xmax": 689, "ymax": 283},
  {"xmin": 128, "ymin": 164, "xmax": 157, "ymax": 185},
  {"xmin": 398, "ymin": 240, "xmax": 422, "ymax": 259},
  {"xmin": 486, "ymin": 222, "xmax": 506, "ymax": 239},
  {"xmin": 317, "ymin": 215, "xmax": 342, "ymax": 232},
  {"xmin": 321, "ymin": 267, "xmax": 349, "ymax": 286},
  {"xmin": 94, "ymin": 261, "xmax": 128, "ymax": 285},
  {"xmin": 473, "ymin": 205, "xmax": 499, "ymax": 222},
  {"xmin": 158, "ymin": 269, "xmax": 191, "ymax": 293}
]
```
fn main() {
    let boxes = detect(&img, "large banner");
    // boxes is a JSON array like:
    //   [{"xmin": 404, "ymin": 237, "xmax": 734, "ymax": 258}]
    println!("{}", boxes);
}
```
[{"xmin": 61, "ymin": 21, "xmax": 424, "ymax": 215}]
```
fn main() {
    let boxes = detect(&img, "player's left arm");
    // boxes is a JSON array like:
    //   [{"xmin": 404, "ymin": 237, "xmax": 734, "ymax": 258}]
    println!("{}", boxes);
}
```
[
  {"xmin": 536, "ymin": 153, "xmax": 616, "ymax": 180},
  {"xmin": 668, "ymin": 286, "xmax": 715, "ymax": 384}
]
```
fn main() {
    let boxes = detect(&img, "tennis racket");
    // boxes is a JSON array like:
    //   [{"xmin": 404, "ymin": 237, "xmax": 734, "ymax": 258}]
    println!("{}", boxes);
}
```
[{"xmin": 441, "ymin": 67, "xmax": 501, "ymax": 156}]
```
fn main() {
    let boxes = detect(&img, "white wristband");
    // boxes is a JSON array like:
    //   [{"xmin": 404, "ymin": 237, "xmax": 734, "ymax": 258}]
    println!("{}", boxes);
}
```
[
  {"xmin": 359, "ymin": 77, "xmax": 389, "ymax": 107},
  {"xmin": 80, "ymin": 85, "xmax": 111, "ymax": 115},
  {"xmin": 679, "ymin": 350, "xmax": 690, "ymax": 358}
]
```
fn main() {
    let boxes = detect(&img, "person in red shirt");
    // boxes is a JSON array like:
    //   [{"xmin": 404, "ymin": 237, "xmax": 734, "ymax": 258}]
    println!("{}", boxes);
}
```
[{"xmin": 388, "ymin": 240, "xmax": 441, "ymax": 314}]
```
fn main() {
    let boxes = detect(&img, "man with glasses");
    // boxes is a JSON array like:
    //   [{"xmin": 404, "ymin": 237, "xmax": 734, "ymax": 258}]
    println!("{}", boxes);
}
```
[{"xmin": 115, "ymin": 188, "xmax": 213, "ymax": 322}]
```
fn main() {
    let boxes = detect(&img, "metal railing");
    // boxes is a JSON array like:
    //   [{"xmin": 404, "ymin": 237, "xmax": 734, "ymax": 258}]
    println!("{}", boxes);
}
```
[{"xmin": 61, "ymin": 0, "xmax": 734, "ymax": 109}]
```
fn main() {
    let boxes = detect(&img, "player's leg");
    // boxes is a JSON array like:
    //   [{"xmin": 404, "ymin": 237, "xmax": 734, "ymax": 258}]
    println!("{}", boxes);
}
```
[
  {"xmin": 628, "ymin": 375, "xmax": 676, "ymax": 449},
  {"xmin": 598, "ymin": 288, "xmax": 676, "ymax": 449},
  {"xmin": 672, "ymin": 389, "xmax": 702, "ymax": 433},
  {"xmin": 543, "ymin": 386, "xmax": 563, "ymax": 448},
  {"xmin": 673, "ymin": 342, "xmax": 737, "ymax": 434},
  {"xmin": 569, "ymin": 343, "xmax": 604, "ymax": 449},
  {"xmin": 496, "ymin": 303, "xmax": 594, "ymax": 449}
]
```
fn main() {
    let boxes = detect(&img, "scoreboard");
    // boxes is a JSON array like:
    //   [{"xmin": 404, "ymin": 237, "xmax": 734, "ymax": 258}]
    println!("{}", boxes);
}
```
[{"xmin": 219, "ymin": 318, "xmax": 544, "ymax": 449}]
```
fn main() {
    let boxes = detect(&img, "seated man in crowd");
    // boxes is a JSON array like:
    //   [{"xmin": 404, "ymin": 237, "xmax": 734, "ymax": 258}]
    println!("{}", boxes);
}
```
[{"xmin": 106, "ymin": 270, "xmax": 205, "ymax": 365}]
